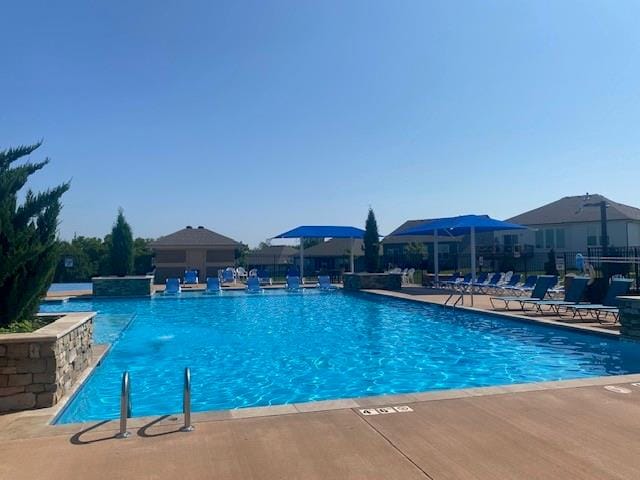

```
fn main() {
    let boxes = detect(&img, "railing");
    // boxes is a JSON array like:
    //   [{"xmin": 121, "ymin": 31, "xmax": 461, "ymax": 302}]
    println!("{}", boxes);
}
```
[
  {"xmin": 117, "ymin": 371, "xmax": 132, "ymax": 438},
  {"xmin": 181, "ymin": 367, "xmax": 194, "ymax": 432},
  {"xmin": 116, "ymin": 367, "xmax": 194, "ymax": 438}
]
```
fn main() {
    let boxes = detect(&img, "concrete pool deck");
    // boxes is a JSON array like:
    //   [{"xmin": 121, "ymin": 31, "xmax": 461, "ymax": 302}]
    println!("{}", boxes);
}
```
[{"xmin": 2, "ymin": 377, "xmax": 640, "ymax": 479}]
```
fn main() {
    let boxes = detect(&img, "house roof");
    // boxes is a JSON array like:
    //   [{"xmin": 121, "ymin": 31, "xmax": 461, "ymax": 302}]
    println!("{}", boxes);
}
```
[
  {"xmin": 246, "ymin": 245, "xmax": 298, "ymax": 265},
  {"xmin": 382, "ymin": 219, "xmax": 462, "ymax": 244},
  {"xmin": 507, "ymin": 194, "xmax": 640, "ymax": 226},
  {"xmin": 153, "ymin": 226, "xmax": 240, "ymax": 247},
  {"xmin": 303, "ymin": 238, "xmax": 365, "ymax": 257}
]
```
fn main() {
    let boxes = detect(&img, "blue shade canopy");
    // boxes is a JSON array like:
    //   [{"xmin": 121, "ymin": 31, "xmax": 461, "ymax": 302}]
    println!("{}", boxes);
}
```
[
  {"xmin": 273, "ymin": 225, "xmax": 365, "ymax": 239},
  {"xmin": 398, "ymin": 215, "xmax": 526, "ymax": 237}
]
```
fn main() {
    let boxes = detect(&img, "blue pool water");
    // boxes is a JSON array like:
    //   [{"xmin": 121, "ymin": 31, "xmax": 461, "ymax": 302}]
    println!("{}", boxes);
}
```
[
  {"xmin": 48, "ymin": 283, "xmax": 92, "ymax": 293},
  {"xmin": 40, "ymin": 290, "xmax": 640, "ymax": 424}
]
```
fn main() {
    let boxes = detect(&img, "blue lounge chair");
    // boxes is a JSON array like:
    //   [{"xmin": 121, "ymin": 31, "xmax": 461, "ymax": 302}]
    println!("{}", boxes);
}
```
[
  {"xmin": 502, "ymin": 275, "xmax": 538, "ymax": 296},
  {"xmin": 489, "ymin": 275, "xmax": 557, "ymax": 310},
  {"xmin": 184, "ymin": 270, "xmax": 199, "ymax": 285},
  {"xmin": 286, "ymin": 275, "xmax": 301, "ymax": 291},
  {"xmin": 438, "ymin": 272, "xmax": 461, "ymax": 288},
  {"xmin": 473, "ymin": 273, "xmax": 502, "ymax": 293},
  {"xmin": 164, "ymin": 278, "xmax": 181, "ymax": 295},
  {"xmin": 246, "ymin": 276, "xmax": 263, "ymax": 293},
  {"xmin": 317, "ymin": 275, "xmax": 336, "ymax": 291},
  {"xmin": 496, "ymin": 273, "xmax": 521, "ymax": 293},
  {"xmin": 565, "ymin": 278, "xmax": 633, "ymax": 323},
  {"xmin": 520, "ymin": 276, "xmax": 590, "ymax": 314},
  {"xmin": 205, "ymin": 277, "xmax": 221, "ymax": 294},
  {"xmin": 258, "ymin": 269, "xmax": 273, "ymax": 286},
  {"xmin": 221, "ymin": 268, "xmax": 236, "ymax": 285},
  {"xmin": 459, "ymin": 272, "xmax": 487, "ymax": 291}
]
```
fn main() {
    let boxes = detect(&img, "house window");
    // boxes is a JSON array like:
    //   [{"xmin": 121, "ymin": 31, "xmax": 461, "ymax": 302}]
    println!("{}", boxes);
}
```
[
  {"xmin": 545, "ymin": 229, "xmax": 554, "ymax": 249},
  {"xmin": 555, "ymin": 229, "xmax": 565, "ymax": 249},
  {"xmin": 587, "ymin": 226, "xmax": 597, "ymax": 246},
  {"xmin": 535, "ymin": 230, "xmax": 544, "ymax": 248}
]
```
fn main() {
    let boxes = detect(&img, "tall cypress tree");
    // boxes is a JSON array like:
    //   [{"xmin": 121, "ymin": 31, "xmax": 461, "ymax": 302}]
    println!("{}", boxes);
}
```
[
  {"xmin": 364, "ymin": 207, "xmax": 380, "ymax": 273},
  {"xmin": 0, "ymin": 143, "xmax": 69, "ymax": 327},
  {"xmin": 109, "ymin": 208, "xmax": 134, "ymax": 276}
]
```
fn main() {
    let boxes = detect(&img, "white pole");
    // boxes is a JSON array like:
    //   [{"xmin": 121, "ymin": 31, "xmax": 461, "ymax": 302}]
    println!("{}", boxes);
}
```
[
  {"xmin": 470, "ymin": 226, "xmax": 476, "ymax": 306},
  {"xmin": 300, "ymin": 237, "xmax": 304, "ymax": 281},
  {"xmin": 433, "ymin": 231, "xmax": 439, "ymax": 286},
  {"xmin": 350, "ymin": 237, "xmax": 355, "ymax": 273}
]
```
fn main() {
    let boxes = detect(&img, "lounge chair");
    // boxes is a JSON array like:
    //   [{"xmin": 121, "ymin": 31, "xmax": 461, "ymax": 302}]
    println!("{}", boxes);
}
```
[
  {"xmin": 317, "ymin": 275, "xmax": 336, "ymax": 291},
  {"xmin": 286, "ymin": 275, "xmax": 302, "ymax": 291},
  {"xmin": 205, "ymin": 277, "xmax": 221, "ymax": 294},
  {"xmin": 183, "ymin": 270, "xmax": 199, "ymax": 285},
  {"xmin": 565, "ymin": 278, "xmax": 633, "ymax": 323},
  {"xmin": 164, "ymin": 278, "xmax": 181, "ymax": 295},
  {"xmin": 236, "ymin": 267, "xmax": 248, "ymax": 281},
  {"xmin": 502, "ymin": 275, "xmax": 538, "ymax": 296},
  {"xmin": 520, "ymin": 276, "xmax": 590, "ymax": 314},
  {"xmin": 246, "ymin": 276, "xmax": 263, "ymax": 293},
  {"xmin": 258, "ymin": 269, "xmax": 273, "ymax": 286},
  {"xmin": 221, "ymin": 267, "xmax": 236, "ymax": 285},
  {"xmin": 459, "ymin": 272, "xmax": 487, "ymax": 291},
  {"xmin": 474, "ymin": 273, "xmax": 502, "ymax": 293},
  {"xmin": 489, "ymin": 275, "xmax": 557, "ymax": 310},
  {"xmin": 496, "ymin": 273, "xmax": 521, "ymax": 293},
  {"xmin": 440, "ymin": 272, "xmax": 462, "ymax": 288}
]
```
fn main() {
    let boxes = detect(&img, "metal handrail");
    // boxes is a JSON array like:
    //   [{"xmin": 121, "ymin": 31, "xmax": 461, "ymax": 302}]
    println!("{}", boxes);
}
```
[
  {"xmin": 181, "ymin": 367, "xmax": 194, "ymax": 432},
  {"xmin": 117, "ymin": 371, "xmax": 132, "ymax": 438}
]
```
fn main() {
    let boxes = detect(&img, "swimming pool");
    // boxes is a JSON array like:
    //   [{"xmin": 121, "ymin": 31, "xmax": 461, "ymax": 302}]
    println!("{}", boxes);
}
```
[{"xmin": 40, "ymin": 290, "xmax": 640, "ymax": 424}]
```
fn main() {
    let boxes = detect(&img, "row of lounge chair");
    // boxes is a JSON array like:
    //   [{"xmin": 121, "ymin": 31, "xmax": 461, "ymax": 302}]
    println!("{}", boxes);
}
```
[
  {"xmin": 440, "ymin": 272, "xmax": 558, "ymax": 296},
  {"xmin": 489, "ymin": 275, "xmax": 633, "ymax": 324},
  {"xmin": 164, "ymin": 275, "xmax": 336, "ymax": 295}
]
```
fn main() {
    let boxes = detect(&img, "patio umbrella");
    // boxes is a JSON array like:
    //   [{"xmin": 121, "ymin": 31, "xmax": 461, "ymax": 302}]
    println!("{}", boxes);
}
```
[
  {"xmin": 272, "ymin": 225, "xmax": 366, "ymax": 279},
  {"xmin": 398, "ymin": 215, "xmax": 526, "ymax": 304}
]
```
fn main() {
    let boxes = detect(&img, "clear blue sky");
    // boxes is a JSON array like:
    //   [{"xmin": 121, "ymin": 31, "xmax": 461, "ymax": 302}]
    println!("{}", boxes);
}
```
[{"xmin": 2, "ymin": 1, "xmax": 639, "ymax": 247}]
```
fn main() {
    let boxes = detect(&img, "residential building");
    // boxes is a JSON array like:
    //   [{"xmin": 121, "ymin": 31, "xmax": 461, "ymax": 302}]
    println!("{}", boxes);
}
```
[
  {"xmin": 245, "ymin": 245, "xmax": 297, "ymax": 274},
  {"xmin": 152, "ymin": 226, "xmax": 241, "ymax": 283},
  {"xmin": 382, "ymin": 219, "xmax": 462, "ymax": 269},
  {"xmin": 503, "ymin": 194, "xmax": 640, "ymax": 253},
  {"xmin": 300, "ymin": 238, "xmax": 365, "ymax": 274}
]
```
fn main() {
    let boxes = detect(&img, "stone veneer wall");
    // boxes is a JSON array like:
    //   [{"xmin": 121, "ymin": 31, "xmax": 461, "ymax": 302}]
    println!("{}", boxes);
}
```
[
  {"xmin": 93, "ymin": 275, "xmax": 154, "ymax": 297},
  {"xmin": 0, "ymin": 312, "xmax": 95, "ymax": 412},
  {"xmin": 343, "ymin": 273, "xmax": 403, "ymax": 291},
  {"xmin": 619, "ymin": 296, "xmax": 640, "ymax": 341}
]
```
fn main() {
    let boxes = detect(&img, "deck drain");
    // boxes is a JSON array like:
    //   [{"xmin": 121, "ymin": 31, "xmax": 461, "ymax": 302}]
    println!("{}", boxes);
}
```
[{"xmin": 604, "ymin": 385, "xmax": 631, "ymax": 394}]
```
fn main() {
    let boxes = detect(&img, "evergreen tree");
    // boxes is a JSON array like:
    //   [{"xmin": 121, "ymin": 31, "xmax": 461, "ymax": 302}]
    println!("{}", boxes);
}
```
[
  {"xmin": 0, "ymin": 143, "xmax": 69, "ymax": 326},
  {"xmin": 109, "ymin": 208, "xmax": 134, "ymax": 276},
  {"xmin": 363, "ymin": 208, "xmax": 380, "ymax": 272}
]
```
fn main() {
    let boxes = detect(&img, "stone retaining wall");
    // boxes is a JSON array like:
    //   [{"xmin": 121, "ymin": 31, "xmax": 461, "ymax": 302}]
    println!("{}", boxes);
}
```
[
  {"xmin": 0, "ymin": 312, "xmax": 95, "ymax": 412},
  {"xmin": 343, "ymin": 273, "xmax": 403, "ymax": 291},
  {"xmin": 619, "ymin": 296, "xmax": 640, "ymax": 341},
  {"xmin": 93, "ymin": 275, "xmax": 154, "ymax": 297}
]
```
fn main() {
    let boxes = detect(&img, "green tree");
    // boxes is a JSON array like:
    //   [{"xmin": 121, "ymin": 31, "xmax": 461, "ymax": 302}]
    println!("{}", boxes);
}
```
[
  {"xmin": 0, "ymin": 143, "xmax": 69, "ymax": 326},
  {"xmin": 302, "ymin": 238, "xmax": 323, "ymax": 249},
  {"xmin": 363, "ymin": 208, "xmax": 380, "ymax": 273},
  {"xmin": 109, "ymin": 209, "xmax": 134, "ymax": 276},
  {"xmin": 405, "ymin": 242, "xmax": 426, "ymax": 267},
  {"xmin": 133, "ymin": 237, "xmax": 154, "ymax": 275}
]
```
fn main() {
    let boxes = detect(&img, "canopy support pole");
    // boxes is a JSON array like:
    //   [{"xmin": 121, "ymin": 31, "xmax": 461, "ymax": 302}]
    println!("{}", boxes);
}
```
[
  {"xmin": 434, "ymin": 231, "xmax": 439, "ymax": 286},
  {"xmin": 350, "ymin": 237, "xmax": 355, "ymax": 273},
  {"xmin": 470, "ymin": 226, "xmax": 476, "ymax": 307},
  {"xmin": 300, "ymin": 237, "xmax": 304, "ymax": 281}
]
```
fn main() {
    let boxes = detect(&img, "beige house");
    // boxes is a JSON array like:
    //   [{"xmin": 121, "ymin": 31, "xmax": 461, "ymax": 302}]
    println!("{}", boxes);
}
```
[{"xmin": 152, "ymin": 226, "xmax": 241, "ymax": 283}]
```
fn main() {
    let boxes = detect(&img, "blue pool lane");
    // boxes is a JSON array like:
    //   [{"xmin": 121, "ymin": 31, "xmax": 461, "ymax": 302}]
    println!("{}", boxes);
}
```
[{"xmin": 40, "ymin": 290, "xmax": 640, "ymax": 424}]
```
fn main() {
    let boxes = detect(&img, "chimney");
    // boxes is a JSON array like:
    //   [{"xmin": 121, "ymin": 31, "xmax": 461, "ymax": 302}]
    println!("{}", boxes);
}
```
[
  {"xmin": 186, "ymin": 225, "xmax": 193, "ymax": 229},
  {"xmin": 197, "ymin": 226, "xmax": 204, "ymax": 229}
]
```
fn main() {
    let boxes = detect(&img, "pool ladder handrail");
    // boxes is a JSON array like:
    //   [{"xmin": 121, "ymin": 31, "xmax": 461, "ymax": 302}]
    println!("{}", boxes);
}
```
[
  {"xmin": 444, "ymin": 291, "xmax": 464, "ymax": 308},
  {"xmin": 117, "ymin": 371, "xmax": 132, "ymax": 438},
  {"xmin": 181, "ymin": 367, "xmax": 194, "ymax": 432}
]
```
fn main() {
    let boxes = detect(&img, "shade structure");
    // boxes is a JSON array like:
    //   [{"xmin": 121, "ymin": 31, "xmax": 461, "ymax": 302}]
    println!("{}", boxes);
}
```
[
  {"xmin": 398, "ymin": 215, "xmax": 526, "ymax": 303},
  {"xmin": 272, "ymin": 225, "xmax": 366, "ymax": 279}
]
